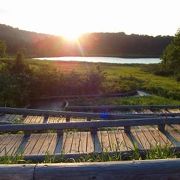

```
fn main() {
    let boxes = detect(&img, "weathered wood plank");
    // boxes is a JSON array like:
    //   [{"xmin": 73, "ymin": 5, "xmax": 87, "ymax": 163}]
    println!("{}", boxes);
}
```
[
  {"xmin": 0, "ymin": 164, "xmax": 35, "ymax": 180},
  {"xmin": 121, "ymin": 130, "xmax": 134, "ymax": 151},
  {"xmin": 149, "ymin": 128, "xmax": 171, "ymax": 147},
  {"xmin": 86, "ymin": 132, "xmax": 94, "ymax": 153},
  {"xmin": 71, "ymin": 132, "xmax": 81, "ymax": 153},
  {"xmin": 168, "ymin": 109, "xmax": 180, "ymax": 113},
  {"xmin": 24, "ymin": 115, "xmax": 33, "ymax": 123},
  {"xmin": 79, "ymin": 132, "xmax": 88, "ymax": 153},
  {"xmin": 47, "ymin": 134, "xmax": 57, "ymax": 154},
  {"xmin": 16, "ymin": 134, "xmax": 31, "ymax": 155},
  {"xmin": 8, "ymin": 135, "xmax": 24, "ymax": 156},
  {"xmin": 62, "ymin": 132, "xmax": 74, "ymax": 154},
  {"xmin": 0, "ymin": 107, "xmax": 179, "ymax": 120},
  {"xmin": 70, "ymin": 117, "xmax": 86, "ymax": 122},
  {"xmin": 34, "ymin": 159, "xmax": 180, "ymax": 180},
  {"xmin": 23, "ymin": 134, "xmax": 42, "ymax": 155},
  {"xmin": 114, "ymin": 129, "xmax": 127, "ymax": 151},
  {"xmin": 1, "ymin": 117, "xmax": 180, "ymax": 133},
  {"xmin": 100, "ymin": 131, "xmax": 111, "ymax": 152},
  {"xmin": 0, "ymin": 135, "xmax": 17, "ymax": 155},
  {"xmin": 108, "ymin": 130, "xmax": 119, "ymax": 151},
  {"xmin": 31, "ymin": 134, "xmax": 48, "ymax": 155},
  {"xmin": 132, "ymin": 128, "xmax": 150, "ymax": 150}
]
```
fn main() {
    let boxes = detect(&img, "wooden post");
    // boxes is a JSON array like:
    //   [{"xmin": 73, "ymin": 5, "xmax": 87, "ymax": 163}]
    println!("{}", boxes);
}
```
[
  {"xmin": 66, "ymin": 116, "xmax": 70, "ymax": 122},
  {"xmin": 158, "ymin": 124, "xmax": 165, "ymax": 132},
  {"xmin": 124, "ymin": 126, "xmax": 131, "ymax": 133}
]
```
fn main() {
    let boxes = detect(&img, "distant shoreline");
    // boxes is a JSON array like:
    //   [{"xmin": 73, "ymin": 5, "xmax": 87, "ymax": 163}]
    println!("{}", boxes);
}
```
[
  {"xmin": 33, "ymin": 56, "xmax": 161, "ymax": 64},
  {"xmin": 32, "ymin": 54, "xmax": 160, "ymax": 59}
]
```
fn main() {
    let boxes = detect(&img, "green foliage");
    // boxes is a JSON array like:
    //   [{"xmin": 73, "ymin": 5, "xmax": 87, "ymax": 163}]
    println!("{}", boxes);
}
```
[
  {"xmin": 0, "ymin": 59, "xmax": 179, "ymax": 107},
  {"xmin": 0, "ymin": 53, "xmax": 32, "ymax": 106},
  {"xmin": 0, "ymin": 144, "xmax": 176, "ymax": 164},
  {"xmin": 0, "ymin": 40, "xmax": 6, "ymax": 57},
  {"xmin": 0, "ymin": 60, "xmax": 105, "ymax": 106},
  {"xmin": 146, "ymin": 144, "xmax": 175, "ymax": 159},
  {"xmin": 161, "ymin": 30, "xmax": 180, "ymax": 76},
  {"xmin": 104, "ymin": 76, "xmax": 144, "ymax": 93}
]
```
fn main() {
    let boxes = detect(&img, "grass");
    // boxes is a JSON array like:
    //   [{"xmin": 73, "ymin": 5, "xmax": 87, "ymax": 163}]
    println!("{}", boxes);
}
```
[
  {"xmin": 0, "ymin": 59, "xmax": 180, "ymax": 106},
  {"xmin": 0, "ymin": 144, "xmax": 177, "ymax": 164},
  {"xmin": 33, "ymin": 60, "xmax": 180, "ymax": 100},
  {"xmin": 69, "ymin": 95, "xmax": 180, "ymax": 106}
]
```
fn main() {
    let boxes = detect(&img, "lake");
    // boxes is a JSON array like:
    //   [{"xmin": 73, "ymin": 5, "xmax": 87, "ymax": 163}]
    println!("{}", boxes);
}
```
[{"xmin": 35, "ymin": 56, "xmax": 161, "ymax": 64}]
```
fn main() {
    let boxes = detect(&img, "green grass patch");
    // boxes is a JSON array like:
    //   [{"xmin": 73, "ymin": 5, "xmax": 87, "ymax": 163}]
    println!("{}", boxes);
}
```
[
  {"xmin": 69, "ymin": 95, "xmax": 180, "ymax": 106},
  {"xmin": 0, "ymin": 144, "xmax": 177, "ymax": 164}
]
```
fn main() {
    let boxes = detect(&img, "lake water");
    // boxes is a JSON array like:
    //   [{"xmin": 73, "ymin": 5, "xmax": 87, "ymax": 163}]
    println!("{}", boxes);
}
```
[{"xmin": 35, "ymin": 56, "xmax": 161, "ymax": 64}]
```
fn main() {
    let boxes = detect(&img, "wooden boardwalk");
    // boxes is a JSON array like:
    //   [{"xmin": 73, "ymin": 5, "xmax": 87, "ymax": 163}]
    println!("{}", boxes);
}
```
[{"xmin": 0, "ymin": 106, "xmax": 180, "ymax": 161}]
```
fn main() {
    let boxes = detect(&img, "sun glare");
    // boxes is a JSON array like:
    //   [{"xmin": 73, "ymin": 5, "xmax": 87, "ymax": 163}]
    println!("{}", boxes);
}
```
[{"xmin": 61, "ymin": 31, "xmax": 82, "ymax": 41}]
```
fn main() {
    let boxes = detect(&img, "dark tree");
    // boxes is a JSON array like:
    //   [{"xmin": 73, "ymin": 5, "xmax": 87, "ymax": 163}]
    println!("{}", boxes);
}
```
[
  {"xmin": 0, "ymin": 40, "xmax": 6, "ymax": 57},
  {"xmin": 161, "ymin": 30, "xmax": 180, "ymax": 75}
]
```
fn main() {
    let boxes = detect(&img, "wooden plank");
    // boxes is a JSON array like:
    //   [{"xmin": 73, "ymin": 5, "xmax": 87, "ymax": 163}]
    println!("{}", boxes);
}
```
[
  {"xmin": 28, "ymin": 116, "xmax": 36, "ymax": 124},
  {"xmin": 1, "ymin": 116, "xmax": 180, "ymax": 133},
  {"xmin": 134, "ymin": 129, "xmax": 151, "ymax": 150},
  {"xmin": 149, "ymin": 127, "xmax": 171, "ymax": 147},
  {"xmin": 2, "ymin": 160, "xmax": 180, "ymax": 180},
  {"xmin": 166, "ymin": 125, "xmax": 180, "ymax": 142},
  {"xmin": 0, "ymin": 164, "xmax": 35, "ymax": 180},
  {"xmin": 62, "ymin": 132, "xmax": 74, "ymax": 154},
  {"xmin": 0, "ymin": 107, "xmax": 179, "ymax": 120},
  {"xmin": 30, "ymin": 116, "xmax": 44, "ymax": 124},
  {"xmin": 0, "ymin": 134, "xmax": 9, "ymax": 146},
  {"xmin": 168, "ymin": 109, "xmax": 180, "ymax": 113},
  {"xmin": 86, "ymin": 132, "xmax": 94, "ymax": 153},
  {"xmin": 121, "ymin": 130, "xmax": 134, "ymax": 151},
  {"xmin": 142, "ymin": 127, "xmax": 159, "ymax": 148},
  {"xmin": 100, "ymin": 130, "xmax": 111, "ymax": 152},
  {"xmin": 171, "ymin": 124, "xmax": 180, "ymax": 132},
  {"xmin": 34, "ymin": 159, "xmax": 180, "ymax": 180},
  {"xmin": 38, "ymin": 133, "xmax": 53, "ymax": 155},
  {"xmin": 114, "ymin": 129, "xmax": 127, "ymax": 151},
  {"xmin": 16, "ymin": 134, "xmax": 31, "ymax": 155},
  {"xmin": 125, "ymin": 130, "xmax": 143, "ymax": 150},
  {"xmin": 6, "ymin": 114, "xmax": 17, "ymax": 122},
  {"xmin": 23, "ymin": 134, "xmax": 42, "ymax": 155},
  {"xmin": 79, "ymin": 132, "xmax": 88, "ymax": 153},
  {"xmin": 108, "ymin": 130, "xmax": 119, "ymax": 151},
  {"xmin": 31, "ymin": 134, "xmax": 48, "ymax": 155},
  {"xmin": 71, "ymin": 132, "xmax": 81, "ymax": 153},
  {"xmin": 0, "ymin": 134, "xmax": 22, "ymax": 156},
  {"xmin": 47, "ymin": 116, "xmax": 55, "ymax": 123},
  {"xmin": 48, "ymin": 116, "xmax": 65, "ymax": 123},
  {"xmin": 0, "ymin": 135, "xmax": 16, "ymax": 155},
  {"xmin": 39, "ymin": 133, "xmax": 55, "ymax": 155},
  {"xmin": 24, "ymin": 116, "xmax": 33, "ymax": 123},
  {"xmin": 8, "ymin": 134, "xmax": 24, "ymax": 156},
  {"xmin": 70, "ymin": 117, "xmax": 86, "ymax": 122},
  {"xmin": 46, "ymin": 134, "xmax": 58, "ymax": 155}
]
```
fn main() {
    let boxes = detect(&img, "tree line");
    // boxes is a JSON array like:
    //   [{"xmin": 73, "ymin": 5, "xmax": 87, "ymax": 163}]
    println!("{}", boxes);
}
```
[{"xmin": 0, "ymin": 23, "xmax": 173, "ymax": 58}]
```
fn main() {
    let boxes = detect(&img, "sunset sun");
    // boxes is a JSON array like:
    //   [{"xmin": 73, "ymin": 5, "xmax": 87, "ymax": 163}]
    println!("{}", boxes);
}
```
[{"xmin": 61, "ymin": 31, "xmax": 82, "ymax": 41}]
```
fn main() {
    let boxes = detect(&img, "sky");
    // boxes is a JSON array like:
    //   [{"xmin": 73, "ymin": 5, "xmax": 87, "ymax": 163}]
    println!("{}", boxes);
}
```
[{"xmin": 0, "ymin": 0, "xmax": 180, "ymax": 39}]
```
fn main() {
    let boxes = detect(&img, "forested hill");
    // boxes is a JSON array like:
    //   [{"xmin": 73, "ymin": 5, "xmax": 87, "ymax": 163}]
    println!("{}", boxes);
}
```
[{"xmin": 0, "ymin": 23, "xmax": 173, "ymax": 57}]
